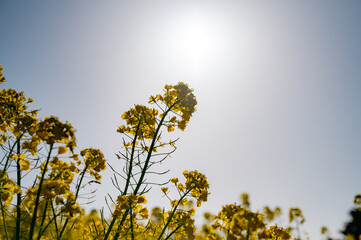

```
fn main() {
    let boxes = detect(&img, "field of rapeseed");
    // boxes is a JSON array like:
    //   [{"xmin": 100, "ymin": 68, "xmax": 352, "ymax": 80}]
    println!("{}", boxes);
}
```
[{"xmin": 0, "ymin": 65, "xmax": 359, "ymax": 240}]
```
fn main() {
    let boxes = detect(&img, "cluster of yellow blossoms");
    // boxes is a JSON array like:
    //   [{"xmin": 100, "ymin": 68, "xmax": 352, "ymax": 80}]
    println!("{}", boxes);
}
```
[
  {"xmin": 0, "ymin": 170, "xmax": 20, "ymax": 206},
  {"xmin": 148, "ymin": 82, "xmax": 197, "ymax": 132},
  {"xmin": 182, "ymin": 170, "xmax": 209, "ymax": 207},
  {"xmin": 289, "ymin": 208, "xmax": 305, "ymax": 225},
  {"xmin": 22, "ymin": 116, "xmax": 76, "ymax": 156},
  {"xmin": 211, "ymin": 203, "xmax": 265, "ymax": 240},
  {"xmin": 113, "ymin": 194, "xmax": 148, "ymax": 219},
  {"xmin": 0, "ymin": 87, "xmax": 37, "ymax": 143},
  {"xmin": 80, "ymin": 148, "xmax": 106, "ymax": 181},
  {"xmin": 117, "ymin": 82, "xmax": 197, "ymax": 155}
]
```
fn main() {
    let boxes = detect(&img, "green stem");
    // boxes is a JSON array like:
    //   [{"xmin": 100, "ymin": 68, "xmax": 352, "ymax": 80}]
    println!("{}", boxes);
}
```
[
  {"xmin": 134, "ymin": 100, "xmax": 181, "ymax": 195},
  {"xmin": 157, "ymin": 189, "xmax": 191, "ymax": 240},
  {"xmin": 37, "ymin": 210, "xmax": 63, "ymax": 239},
  {"xmin": 28, "ymin": 143, "xmax": 54, "ymax": 240},
  {"xmin": 106, "ymin": 209, "xmax": 130, "ymax": 240},
  {"xmin": 0, "ymin": 201, "xmax": 10, "ymax": 240},
  {"xmin": 36, "ymin": 200, "xmax": 49, "ymax": 240},
  {"xmin": 164, "ymin": 224, "xmax": 182, "ymax": 240},
  {"xmin": 130, "ymin": 210, "xmax": 134, "ymax": 240},
  {"xmin": 15, "ymin": 137, "xmax": 22, "ymax": 240},
  {"xmin": 50, "ymin": 202, "xmax": 59, "ymax": 238},
  {"xmin": 58, "ymin": 165, "xmax": 89, "ymax": 240},
  {"xmin": 0, "ymin": 134, "xmax": 23, "ymax": 178},
  {"xmin": 123, "ymin": 120, "xmax": 141, "ymax": 196}
]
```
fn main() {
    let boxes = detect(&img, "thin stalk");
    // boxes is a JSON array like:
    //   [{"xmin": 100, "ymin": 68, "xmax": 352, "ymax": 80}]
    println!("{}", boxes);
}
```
[
  {"xmin": 0, "ymin": 134, "xmax": 24, "ymax": 178},
  {"xmin": 130, "ymin": 210, "xmax": 134, "ymax": 240},
  {"xmin": 58, "ymin": 165, "xmax": 89, "ymax": 239},
  {"xmin": 28, "ymin": 143, "xmax": 54, "ymax": 240},
  {"xmin": 37, "ymin": 210, "xmax": 63, "ymax": 238},
  {"xmin": 134, "ymin": 100, "xmax": 181, "ymax": 195},
  {"xmin": 157, "ymin": 189, "xmax": 191, "ymax": 240},
  {"xmin": 50, "ymin": 202, "xmax": 59, "ymax": 238},
  {"xmin": 15, "ymin": 137, "xmax": 22, "ymax": 240},
  {"xmin": 36, "ymin": 201, "xmax": 49, "ymax": 240},
  {"xmin": 107, "ymin": 209, "xmax": 130, "ymax": 240},
  {"xmin": 164, "ymin": 224, "xmax": 182, "ymax": 240},
  {"xmin": 123, "ymin": 120, "xmax": 141, "ymax": 195},
  {"xmin": 103, "ymin": 119, "xmax": 140, "ymax": 240},
  {"xmin": 0, "ymin": 201, "xmax": 10, "ymax": 240}
]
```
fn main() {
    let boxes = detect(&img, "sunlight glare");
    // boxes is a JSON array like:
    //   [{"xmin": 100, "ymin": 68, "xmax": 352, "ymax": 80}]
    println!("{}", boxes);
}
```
[{"xmin": 166, "ymin": 10, "xmax": 225, "ymax": 76}]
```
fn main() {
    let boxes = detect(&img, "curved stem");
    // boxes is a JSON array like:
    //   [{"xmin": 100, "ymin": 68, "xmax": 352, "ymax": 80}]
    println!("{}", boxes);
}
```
[
  {"xmin": 164, "ymin": 224, "xmax": 182, "ymax": 240},
  {"xmin": 15, "ymin": 137, "xmax": 22, "ymax": 240},
  {"xmin": 0, "ymin": 201, "xmax": 9, "ymax": 240},
  {"xmin": 28, "ymin": 143, "xmax": 54, "ymax": 240},
  {"xmin": 57, "ymin": 165, "xmax": 89, "ymax": 239},
  {"xmin": 105, "ymin": 208, "xmax": 130, "ymax": 240},
  {"xmin": 134, "ymin": 100, "xmax": 181, "ymax": 195},
  {"xmin": 130, "ymin": 209, "xmax": 134, "ymax": 240},
  {"xmin": 36, "ymin": 200, "xmax": 49, "ymax": 240},
  {"xmin": 123, "ymin": 120, "xmax": 141, "ymax": 195},
  {"xmin": 1, "ymin": 133, "xmax": 24, "ymax": 178},
  {"xmin": 157, "ymin": 189, "xmax": 191, "ymax": 240}
]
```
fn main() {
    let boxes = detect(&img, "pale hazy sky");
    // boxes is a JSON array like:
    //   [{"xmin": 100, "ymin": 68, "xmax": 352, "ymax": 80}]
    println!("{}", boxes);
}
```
[{"xmin": 1, "ymin": 1, "xmax": 361, "ymax": 239}]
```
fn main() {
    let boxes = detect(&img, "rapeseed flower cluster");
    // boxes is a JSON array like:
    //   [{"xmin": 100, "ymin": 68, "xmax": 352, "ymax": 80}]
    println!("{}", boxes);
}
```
[
  {"xmin": 211, "ymin": 203, "xmax": 265, "ymax": 239},
  {"xmin": 0, "ymin": 85, "xmax": 38, "ymax": 144},
  {"xmin": 113, "ymin": 194, "xmax": 148, "ymax": 219},
  {"xmin": 0, "ymin": 170, "xmax": 20, "ymax": 206},
  {"xmin": 289, "ymin": 208, "xmax": 305, "ymax": 224},
  {"xmin": 258, "ymin": 225, "xmax": 291, "ymax": 240},
  {"xmin": 80, "ymin": 148, "xmax": 106, "ymax": 181},
  {"xmin": 263, "ymin": 207, "xmax": 282, "ymax": 223},
  {"xmin": 117, "ymin": 105, "xmax": 159, "ymax": 140},
  {"xmin": 182, "ymin": 170, "xmax": 209, "ymax": 207},
  {"xmin": 148, "ymin": 82, "xmax": 197, "ymax": 132}
]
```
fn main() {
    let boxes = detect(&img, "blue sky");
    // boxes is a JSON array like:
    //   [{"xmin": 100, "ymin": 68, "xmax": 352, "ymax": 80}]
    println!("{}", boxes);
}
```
[{"xmin": 1, "ymin": 1, "xmax": 361, "ymax": 239}]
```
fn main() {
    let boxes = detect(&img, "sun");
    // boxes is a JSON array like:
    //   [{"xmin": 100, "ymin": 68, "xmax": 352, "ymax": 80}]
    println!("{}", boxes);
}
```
[{"xmin": 164, "ymin": 8, "xmax": 226, "ymax": 76}]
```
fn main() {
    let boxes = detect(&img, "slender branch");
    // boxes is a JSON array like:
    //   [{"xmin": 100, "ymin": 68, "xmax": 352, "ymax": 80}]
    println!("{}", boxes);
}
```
[
  {"xmin": 164, "ymin": 224, "xmax": 183, "ymax": 240},
  {"xmin": 28, "ymin": 143, "xmax": 54, "ymax": 240},
  {"xmin": 123, "ymin": 120, "xmax": 141, "ymax": 196},
  {"xmin": 0, "ymin": 201, "xmax": 10, "ymax": 240},
  {"xmin": 58, "ymin": 165, "xmax": 89, "ymax": 239},
  {"xmin": 15, "ymin": 136, "xmax": 22, "ymax": 240},
  {"xmin": 157, "ymin": 189, "xmax": 191, "ymax": 240},
  {"xmin": 36, "ymin": 201, "xmax": 49, "ymax": 240},
  {"xmin": 130, "ymin": 209, "xmax": 134, "ymax": 240},
  {"xmin": 134, "ymin": 99, "xmax": 181, "ymax": 196}
]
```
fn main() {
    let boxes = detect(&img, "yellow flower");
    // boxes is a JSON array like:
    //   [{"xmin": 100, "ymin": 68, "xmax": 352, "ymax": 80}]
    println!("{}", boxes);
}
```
[
  {"xmin": 0, "ymin": 65, "xmax": 6, "ymax": 83},
  {"xmin": 170, "ymin": 200, "xmax": 178, "ymax": 207},
  {"xmin": 80, "ymin": 148, "xmax": 106, "ymax": 181},
  {"xmin": 139, "ymin": 207, "xmax": 149, "ymax": 219},
  {"xmin": 289, "ymin": 208, "xmax": 305, "ymax": 224},
  {"xmin": 170, "ymin": 178, "xmax": 179, "ymax": 184},
  {"xmin": 58, "ymin": 146, "xmax": 68, "ymax": 154},
  {"xmin": 19, "ymin": 159, "xmax": 30, "ymax": 171},
  {"xmin": 161, "ymin": 187, "xmax": 169, "ymax": 195}
]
